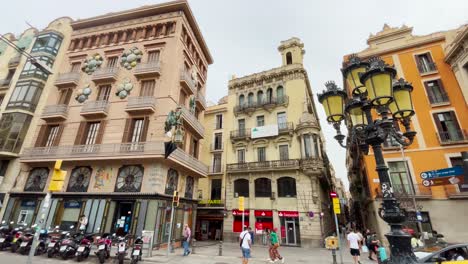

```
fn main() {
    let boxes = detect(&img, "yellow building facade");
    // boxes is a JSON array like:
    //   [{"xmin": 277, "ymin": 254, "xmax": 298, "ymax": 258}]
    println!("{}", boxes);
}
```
[
  {"xmin": 346, "ymin": 25, "xmax": 468, "ymax": 242},
  {"xmin": 198, "ymin": 38, "xmax": 336, "ymax": 248}
]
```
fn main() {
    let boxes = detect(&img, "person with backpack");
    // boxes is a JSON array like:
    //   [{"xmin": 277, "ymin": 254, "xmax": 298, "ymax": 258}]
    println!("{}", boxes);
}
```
[
  {"xmin": 269, "ymin": 228, "xmax": 284, "ymax": 263},
  {"xmin": 239, "ymin": 226, "xmax": 252, "ymax": 264}
]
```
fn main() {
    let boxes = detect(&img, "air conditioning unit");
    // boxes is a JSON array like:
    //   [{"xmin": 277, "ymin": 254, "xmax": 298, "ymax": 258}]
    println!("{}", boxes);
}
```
[{"xmin": 270, "ymin": 192, "xmax": 276, "ymax": 200}]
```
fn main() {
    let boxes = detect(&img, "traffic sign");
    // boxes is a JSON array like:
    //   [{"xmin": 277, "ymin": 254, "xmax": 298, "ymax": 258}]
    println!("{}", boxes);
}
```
[
  {"xmin": 420, "ymin": 166, "xmax": 463, "ymax": 179},
  {"xmin": 333, "ymin": 198, "xmax": 341, "ymax": 214},
  {"xmin": 422, "ymin": 175, "xmax": 464, "ymax": 187}
]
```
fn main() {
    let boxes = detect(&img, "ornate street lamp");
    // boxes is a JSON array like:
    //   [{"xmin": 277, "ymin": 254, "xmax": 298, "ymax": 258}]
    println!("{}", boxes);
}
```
[{"xmin": 319, "ymin": 55, "xmax": 418, "ymax": 264}]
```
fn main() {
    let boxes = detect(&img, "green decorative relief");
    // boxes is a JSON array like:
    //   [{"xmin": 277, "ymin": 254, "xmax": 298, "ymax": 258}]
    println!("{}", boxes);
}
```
[
  {"xmin": 82, "ymin": 54, "xmax": 103, "ymax": 74},
  {"xmin": 120, "ymin": 47, "xmax": 143, "ymax": 70}
]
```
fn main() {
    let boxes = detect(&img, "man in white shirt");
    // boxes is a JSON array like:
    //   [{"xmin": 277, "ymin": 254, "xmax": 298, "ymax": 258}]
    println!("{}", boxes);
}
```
[
  {"xmin": 239, "ymin": 227, "xmax": 252, "ymax": 264},
  {"xmin": 347, "ymin": 229, "xmax": 362, "ymax": 264}
]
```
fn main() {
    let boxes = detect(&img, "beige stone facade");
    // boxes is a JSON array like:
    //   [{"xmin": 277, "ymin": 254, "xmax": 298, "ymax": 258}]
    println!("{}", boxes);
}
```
[
  {"xmin": 1, "ymin": 1, "xmax": 213, "ymax": 247},
  {"xmin": 445, "ymin": 24, "xmax": 468, "ymax": 105},
  {"xmin": 197, "ymin": 38, "xmax": 336, "ymax": 248}
]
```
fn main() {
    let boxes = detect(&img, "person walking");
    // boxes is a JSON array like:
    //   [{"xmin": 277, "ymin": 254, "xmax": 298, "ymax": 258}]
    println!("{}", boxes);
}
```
[
  {"xmin": 182, "ymin": 224, "xmax": 191, "ymax": 256},
  {"xmin": 269, "ymin": 228, "xmax": 284, "ymax": 263},
  {"xmin": 78, "ymin": 214, "xmax": 88, "ymax": 232},
  {"xmin": 347, "ymin": 228, "xmax": 362, "ymax": 264},
  {"xmin": 239, "ymin": 227, "xmax": 252, "ymax": 264}
]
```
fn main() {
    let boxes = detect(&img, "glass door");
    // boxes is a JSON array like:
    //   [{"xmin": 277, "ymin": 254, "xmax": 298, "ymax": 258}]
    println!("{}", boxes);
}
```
[{"xmin": 285, "ymin": 220, "xmax": 297, "ymax": 245}]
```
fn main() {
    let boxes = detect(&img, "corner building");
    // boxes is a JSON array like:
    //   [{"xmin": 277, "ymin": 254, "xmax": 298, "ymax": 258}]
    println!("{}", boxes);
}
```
[
  {"xmin": 2, "ymin": 1, "xmax": 213, "ymax": 248},
  {"xmin": 218, "ymin": 38, "xmax": 335, "ymax": 248}
]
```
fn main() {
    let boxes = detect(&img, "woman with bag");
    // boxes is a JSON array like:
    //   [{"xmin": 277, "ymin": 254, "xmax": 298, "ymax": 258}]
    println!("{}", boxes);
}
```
[{"xmin": 269, "ymin": 228, "xmax": 284, "ymax": 263}]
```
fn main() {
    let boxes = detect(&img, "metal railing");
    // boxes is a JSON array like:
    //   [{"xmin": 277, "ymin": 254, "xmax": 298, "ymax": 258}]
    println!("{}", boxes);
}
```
[
  {"xmin": 436, "ymin": 129, "xmax": 468, "ymax": 144},
  {"xmin": 234, "ymin": 96, "xmax": 289, "ymax": 113},
  {"xmin": 301, "ymin": 157, "xmax": 325, "ymax": 168},
  {"xmin": 196, "ymin": 92, "xmax": 207, "ymax": 108},
  {"xmin": 41, "ymin": 104, "xmax": 69, "ymax": 118},
  {"xmin": 230, "ymin": 129, "xmax": 251, "ymax": 140},
  {"xmin": 92, "ymin": 67, "xmax": 119, "ymax": 80},
  {"xmin": 170, "ymin": 148, "xmax": 208, "ymax": 176},
  {"xmin": 54, "ymin": 72, "xmax": 80, "ymax": 85},
  {"xmin": 227, "ymin": 159, "xmax": 300, "ymax": 172},
  {"xmin": 208, "ymin": 165, "xmax": 224, "ymax": 174},
  {"xmin": 81, "ymin": 100, "xmax": 110, "ymax": 114},
  {"xmin": 417, "ymin": 62, "xmax": 437, "ymax": 74},
  {"xmin": 210, "ymin": 143, "xmax": 224, "ymax": 151},
  {"xmin": 179, "ymin": 105, "xmax": 204, "ymax": 136},
  {"xmin": 134, "ymin": 62, "xmax": 161, "ymax": 74},
  {"xmin": 126, "ymin": 96, "xmax": 156, "ymax": 110},
  {"xmin": 428, "ymin": 92, "xmax": 450, "ymax": 105},
  {"xmin": 278, "ymin": 122, "xmax": 294, "ymax": 133},
  {"xmin": 180, "ymin": 70, "xmax": 197, "ymax": 94}
]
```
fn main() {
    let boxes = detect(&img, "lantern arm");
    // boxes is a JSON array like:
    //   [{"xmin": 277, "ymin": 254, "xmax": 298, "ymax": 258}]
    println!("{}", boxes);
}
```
[
  {"xmin": 388, "ymin": 119, "xmax": 416, "ymax": 147},
  {"xmin": 333, "ymin": 123, "xmax": 348, "ymax": 148}
]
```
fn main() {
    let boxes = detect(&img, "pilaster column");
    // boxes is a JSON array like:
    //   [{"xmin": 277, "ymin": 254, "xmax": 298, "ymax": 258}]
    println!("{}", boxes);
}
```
[
  {"xmin": 161, "ymin": 23, "xmax": 167, "ymax": 36},
  {"xmin": 131, "ymin": 28, "xmax": 137, "ymax": 40},
  {"xmin": 121, "ymin": 30, "xmax": 128, "ymax": 42},
  {"xmin": 141, "ymin": 26, "xmax": 147, "ymax": 40},
  {"xmin": 77, "ymin": 38, "xmax": 84, "ymax": 50},
  {"xmin": 95, "ymin": 34, "xmax": 101, "ymax": 47},
  {"xmin": 68, "ymin": 39, "xmax": 76, "ymax": 51},
  {"xmin": 151, "ymin": 25, "xmax": 156, "ymax": 38},
  {"xmin": 85, "ymin": 37, "xmax": 92, "ymax": 49},
  {"xmin": 112, "ymin": 32, "xmax": 118, "ymax": 44}
]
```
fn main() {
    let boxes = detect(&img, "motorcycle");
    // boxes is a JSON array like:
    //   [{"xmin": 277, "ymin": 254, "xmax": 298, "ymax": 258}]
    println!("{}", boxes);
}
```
[
  {"xmin": 95, "ymin": 233, "xmax": 112, "ymax": 264},
  {"xmin": 47, "ymin": 227, "xmax": 66, "ymax": 258},
  {"xmin": 115, "ymin": 235, "xmax": 129, "ymax": 264},
  {"xmin": 130, "ymin": 236, "xmax": 144, "ymax": 264},
  {"xmin": 18, "ymin": 226, "xmax": 35, "ymax": 255},
  {"xmin": 59, "ymin": 231, "xmax": 81, "ymax": 260},
  {"xmin": 75, "ymin": 233, "xmax": 95, "ymax": 262},
  {"xmin": 10, "ymin": 224, "xmax": 26, "ymax": 253},
  {"xmin": 0, "ymin": 221, "xmax": 14, "ymax": 251},
  {"xmin": 34, "ymin": 228, "xmax": 49, "ymax": 256}
]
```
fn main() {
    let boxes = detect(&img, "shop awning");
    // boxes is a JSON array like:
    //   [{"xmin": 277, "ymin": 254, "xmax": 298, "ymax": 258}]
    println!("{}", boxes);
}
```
[
  {"xmin": 278, "ymin": 211, "xmax": 299, "ymax": 218},
  {"xmin": 232, "ymin": 209, "xmax": 249, "ymax": 216},
  {"xmin": 254, "ymin": 210, "xmax": 272, "ymax": 217}
]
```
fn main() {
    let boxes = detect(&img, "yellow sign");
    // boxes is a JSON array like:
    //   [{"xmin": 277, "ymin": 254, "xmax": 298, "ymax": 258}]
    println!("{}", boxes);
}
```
[
  {"xmin": 325, "ymin": 236, "xmax": 339, "ymax": 249},
  {"xmin": 238, "ymin": 196, "xmax": 244, "ymax": 211},
  {"xmin": 333, "ymin": 198, "xmax": 341, "ymax": 214},
  {"xmin": 51, "ymin": 170, "xmax": 67, "ymax": 181},
  {"xmin": 54, "ymin": 160, "xmax": 63, "ymax": 170},
  {"xmin": 48, "ymin": 180, "xmax": 64, "ymax": 192}
]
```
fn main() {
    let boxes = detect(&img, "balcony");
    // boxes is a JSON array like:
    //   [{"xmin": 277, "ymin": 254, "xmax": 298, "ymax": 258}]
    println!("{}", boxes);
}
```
[
  {"xmin": 227, "ymin": 159, "xmax": 300, "ymax": 173},
  {"xmin": 208, "ymin": 165, "xmax": 224, "ymax": 175},
  {"xmin": 428, "ymin": 92, "xmax": 450, "ymax": 106},
  {"xmin": 91, "ymin": 67, "xmax": 119, "ymax": 83},
  {"xmin": 230, "ymin": 129, "xmax": 251, "ymax": 141},
  {"xmin": 436, "ymin": 129, "xmax": 468, "ymax": 145},
  {"xmin": 134, "ymin": 62, "xmax": 161, "ymax": 78},
  {"xmin": 210, "ymin": 143, "xmax": 224, "ymax": 152},
  {"xmin": 417, "ymin": 62, "xmax": 437, "ymax": 75},
  {"xmin": 54, "ymin": 72, "xmax": 80, "ymax": 88},
  {"xmin": 376, "ymin": 184, "xmax": 432, "ymax": 200},
  {"xmin": 278, "ymin": 122, "xmax": 294, "ymax": 135},
  {"xmin": 179, "ymin": 105, "xmax": 204, "ymax": 138},
  {"xmin": 0, "ymin": 79, "xmax": 11, "ymax": 90},
  {"xmin": 196, "ymin": 92, "xmax": 207, "ymax": 110},
  {"xmin": 234, "ymin": 96, "xmax": 289, "ymax": 116},
  {"xmin": 8, "ymin": 54, "xmax": 21, "ymax": 68},
  {"xmin": 169, "ymin": 148, "xmax": 208, "ymax": 177},
  {"xmin": 41, "ymin": 104, "xmax": 69, "ymax": 121},
  {"xmin": 80, "ymin": 100, "xmax": 110, "ymax": 118},
  {"xmin": 125, "ymin": 96, "xmax": 156, "ymax": 114},
  {"xmin": 301, "ymin": 157, "xmax": 325, "ymax": 175},
  {"xmin": 179, "ymin": 70, "xmax": 197, "ymax": 95},
  {"xmin": 445, "ymin": 185, "xmax": 468, "ymax": 199}
]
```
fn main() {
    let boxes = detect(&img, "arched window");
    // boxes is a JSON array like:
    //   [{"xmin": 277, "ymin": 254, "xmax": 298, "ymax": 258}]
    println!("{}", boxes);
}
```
[
  {"xmin": 234, "ymin": 179, "xmax": 249, "ymax": 197},
  {"xmin": 248, "ymin": 92, "xmax": 254, "ymax": 106},
  {"xmin": 266, "ymin": 88, "xmax": 273, "ymax": 103},
  {"xmin": 239, "ymin": 94, "xmax": 245, "ymax": 106},
  {"xmin": 185, "ymin": 176, "xmax": 194, "ymax": 198},
  {"xmin": 277, "ymin": 177, "xmax": 297, "ymax": 197},
  {"xmin": 165, "ymin": 169, "xmax": 179, "ymax": 195},
  {"xmin": 257, "ymin": 90, "xmax": 264, "ymax": 105},
  {"xmin": 286, "ymin": 52, "xmax": 292, "ymax": 65},
  {"xmin": 276, "ymin": 86, "xmax": 284, "ymax": 103},
  {"xmin": 254, "ymin": 178, "xmax": 272, "ymax": 197}
]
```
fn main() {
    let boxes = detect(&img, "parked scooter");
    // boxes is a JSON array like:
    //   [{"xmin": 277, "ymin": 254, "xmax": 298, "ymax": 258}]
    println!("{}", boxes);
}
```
[
  {"xmin": 95, "ymin": 233, "xmax": 112, "ymax": 264},
  {"xmin": 34, "ymin": 228, "xmax": 49, "ymax": 256},
  {"xmin": 10, "ymin": 223, "xmax": 27, "ymax": 253},
  {"xmin": 59, "ymin": 227, "xmax": 82, "ymax": 260},
  {"xmin": 18, "ymin": 225, "xmax": 36, "ymax": 255},
  {"xmin": 0, "ymin": 221, "xmax": 14, "ymax": 251},
  {"xmin": 115, "ymin": 235, "xmax": 129, "ymax": 264},
  {"xmin": 47, "ymin": 226, "xmax": 66, "ymax": 258},
  {"xmin": 75, "ymin": 233, "xmax": 95, "ymax": 262},
  {"xmin": 130, "ymin": 236, "xmax": 144, "ymax": 264}
]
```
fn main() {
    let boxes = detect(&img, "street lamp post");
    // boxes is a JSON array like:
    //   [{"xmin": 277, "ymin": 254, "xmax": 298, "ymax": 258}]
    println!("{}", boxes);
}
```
[{"xmin": 319, "ymin": 55, "xmax": 418, "ymax": 264}]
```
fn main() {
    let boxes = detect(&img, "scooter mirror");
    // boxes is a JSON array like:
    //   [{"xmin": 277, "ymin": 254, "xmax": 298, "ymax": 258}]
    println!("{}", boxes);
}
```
[
  {"xmin": 55, "ymin": 225, "xmax": 60, "ymax": 229},
  {"xmin": 10, "ymin": 221, "xmax": 14, "ymax": 224},
  {"xmin": 1, "ymin": 220, "xmax": 5, "ymax": 224},
  {"xmin": 70, "ymin": 225, "xmax": 75, "ymax": 229}
]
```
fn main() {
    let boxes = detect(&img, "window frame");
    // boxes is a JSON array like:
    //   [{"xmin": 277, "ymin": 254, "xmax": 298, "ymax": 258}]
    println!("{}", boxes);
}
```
[
  {"xmin": 257, "ymin": 147, "xmax": 266, "ymax": 162},
  {"xmin": 31, "ymin": 33, "xmax": 63, "ymax": 56},
  {"xmin": 254, "ymin": 178, "xmax": 272, "ymax": 197},
  {"xmin": 277, "ymin": 177, "xmax": 297, "ymax": 197},
  {"xmin": 215, "ymin": 114, "xmax": 223, "ymax": 129},
  {"xmin": 234, "ymin": 179, "xmax": 249, "ymax": 197},
  {"xmin": 7, "ymin": 80, "xmax": 44, "ymax": 112},
  {"xmin": 256, "ymin": 115, "xmax": 265, "ymax": 127}
]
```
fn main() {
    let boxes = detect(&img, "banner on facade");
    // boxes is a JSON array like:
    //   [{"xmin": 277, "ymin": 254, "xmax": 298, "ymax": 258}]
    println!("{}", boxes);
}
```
[
  {"xmin": 251, "ymin": 125, "xmax": 278, "ymax": 139},
  {"xmin": 232, "ymin": 209, "xmax": 249, "ymax": 216},
  {"xmin": 254, "ymin": 210, "xmax": 273, "ymax": 217},
  {"xmin": 278, "ymin": 211, "xmax": 299, "ymax": 218}
]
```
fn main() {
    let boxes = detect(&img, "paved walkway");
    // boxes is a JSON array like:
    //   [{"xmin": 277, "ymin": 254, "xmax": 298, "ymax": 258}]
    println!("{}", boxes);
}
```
[{"xmin": 144, "ymin": 241, "xmax": 376, "ymax": 264}]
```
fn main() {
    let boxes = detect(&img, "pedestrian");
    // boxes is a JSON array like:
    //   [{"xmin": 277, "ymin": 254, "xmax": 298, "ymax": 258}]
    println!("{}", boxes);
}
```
[
  {"xmin": 347, "ymin": 228, "xmax": 362, "ymax": 264},
  {"xmin": 269, "ymin": 228, "xmax": 284, "ymax": 263},
  {"xmin": 182, "ymin": 224, "xmax": 191, "ymax": 256},
  {"xmin": 249, "ymin": 228, "xmax": 255, "ymax": 245},
  {"xmin": 239, "ymin": 226, "xmax": 252, "ymax": 264},
  {"xmin": 78, "ymin": 214, "xmax": 88, "ymax": 232},
  {"xmin": 265, "ymin": 229, "xmax": 274, "ymax": 262},
  {"xmin": 411, "ymin": 233, "xmax": 423, "ymax": 249},
  {"xmin": 368, "ymin": 232, "xmax": 380, "ymax": 261}
]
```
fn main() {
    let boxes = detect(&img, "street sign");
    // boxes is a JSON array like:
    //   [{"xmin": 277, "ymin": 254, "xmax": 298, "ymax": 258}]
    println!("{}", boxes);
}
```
[
  {"xmin": 333, "ymin": 198, "xmax": 341, "ymax": 214},
  {"xmin": 420, "ymin": 166, "xmax": 463, "ymax": 179},
  {"xmin": 238, "ymin": 196, "xmax": 244, "ymax": 211},
  {"xmin": 422, "ymin": 175, "xmax": 464, "ymax": 187}
]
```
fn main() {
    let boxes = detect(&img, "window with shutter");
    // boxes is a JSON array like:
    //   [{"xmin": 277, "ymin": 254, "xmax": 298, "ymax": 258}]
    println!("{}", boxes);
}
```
[
  {"xmin": 34, "ymin": 125, "xmax": 48, "ymax": 147},
  {"xmin": 107, "ymin": 57, "xmax": 118, "ymax": 68},
  {"xmin": 97, "ymin": 85, "xmax": 111, "ymax": 101},
  {"xmin": 215, "ymin": 114, "xmax": 223, "ymax": 129},
  {"xmin": 74, "ymin": 122, "xmax": 86, "ymax": 145},
  {"xmin": 257, "ymin": 147, "xmax": 266, "ymax": 162},
  {"xmin": 57, "ymin": 88, "xmax": 73, "ymax": 105},
  {"xmin": 44, "ymin": 125, "xmax": 60, "ymax": 147},
  {"xmin": 83, "ymin": 122, "xmax": 100, "ymax": 145},
  {"xmin": 416, "ymin": 53, "xmax": 436, "ymax": 73},
  {"xmin": 237, "ymin": 149, "xmax": 245, "ymax": 163},
  {"xmin": 279, "ymin": 145, "xmax": 289, "ymax": 160},
  {"xmin": 140, "ymin": 80, "xmax": 155, "ymax": 96},
  {"xmin": 212, "ymin": 153, "xmax": 222, "ymax": 173},
  {"xmin": 147, "ymin": 50, "xmax": 160, "ymax": 63},
  {"xmin": 70, "ymin": 62, "xmax": 81, "ymax": 72},
  {"xmin": 424, "ymin": 80, "xmax": 449, "ymax": 104},
  {"xmin": 433, "ymin": 111, "xmax": 463, "ymax": 142},
  {"xmin": 121, "ymin": 119, "xmax": 132, "ymax": 143}
]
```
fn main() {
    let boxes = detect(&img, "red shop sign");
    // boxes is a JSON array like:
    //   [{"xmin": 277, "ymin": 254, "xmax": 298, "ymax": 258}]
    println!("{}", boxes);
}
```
[
  {"xmin": 254, "ymin": 210, "xmax": 273, "ymax": 217},
  {"xmin": 232, "ymin": 209, "xmax": 250, "ymax": 216},
  {"xmin": 278, "ymin": 211, "xmax": 299, "ymax": 218}
]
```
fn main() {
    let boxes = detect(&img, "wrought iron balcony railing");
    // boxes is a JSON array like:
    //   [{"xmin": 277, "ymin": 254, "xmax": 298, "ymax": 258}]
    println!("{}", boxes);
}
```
[
  {"xmin": 54, "ymin": 72, "xmax": 80, "ymax": 87},
  {"xmin": 227, "ymin": 159, "xmax": 301, "ymax": 173},
  {"xmin": 436, "ymin": 129, "xmax": 468, "ymax": 145},
  {"xmin": 41, "ymin": 104, "xmax": 69, "ymax": 121},
  {"xmin": 230, "ymin": 129, "xmax": 251, "ymax": 140},
  {"xmin": 417, "ymin": 62, "xmax": 437, "ymax": 74}
]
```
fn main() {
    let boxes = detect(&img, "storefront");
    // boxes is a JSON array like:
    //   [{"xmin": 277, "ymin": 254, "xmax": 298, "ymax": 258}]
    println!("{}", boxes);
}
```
[
  {"xmin": 254, "ymin": 210, "xmax": 273, "ymax": 234},
  {"xmin": 1, "ymin": 193, "xmax": 45, "ymax": 227},
  {"xmin": 405, "ymin": 211, "xmax": 432, "ymax": 234},
  {"xmin": 278, "ymin": 211, "xmax": 300, "ymax": 246},
  {"xmin": 232, "ymin": 209, "xmax": 249, "ymax": 232},
  {"xmin": 195, "ymin": 201, "xmax": 225, "ymax": 241}
]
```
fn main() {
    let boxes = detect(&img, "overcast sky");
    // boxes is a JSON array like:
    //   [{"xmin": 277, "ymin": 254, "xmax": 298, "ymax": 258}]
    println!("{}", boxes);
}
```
[{"xmin": 2, "ymin": 0, "xmax": 467, "ymax": 189}]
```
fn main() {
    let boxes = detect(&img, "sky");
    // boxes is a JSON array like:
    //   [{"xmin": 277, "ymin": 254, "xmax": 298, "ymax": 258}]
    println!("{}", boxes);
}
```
[{"xmin": 1, "ymin": 0, "xmax": 467, "ymax": 190}]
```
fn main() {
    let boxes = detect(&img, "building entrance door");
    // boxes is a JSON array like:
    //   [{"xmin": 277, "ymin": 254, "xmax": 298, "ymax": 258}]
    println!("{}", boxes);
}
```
[
  {"xmin": 112, "ymin": 202, "xmax": 134, "ymax": 235},
  {"xmin": 285, "ymin": 220, "xmax": 297, "ymax": 245}
]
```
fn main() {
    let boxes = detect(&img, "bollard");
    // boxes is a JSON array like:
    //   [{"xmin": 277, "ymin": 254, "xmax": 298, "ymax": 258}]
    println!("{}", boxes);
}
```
[
  {"xmin": 218, "ymin": 241, "xmax": 223, "ymax": 256},
  {"xmin": 170, "ymin": 239, "xmax": 175, "ymax": 253},
  {"xmin": 331, "ymin": 249, "xmax": 337, "ymax": 264},
  {"xmin": 192, "ymin": 239, "xmax": 196, "ymax": 254}
]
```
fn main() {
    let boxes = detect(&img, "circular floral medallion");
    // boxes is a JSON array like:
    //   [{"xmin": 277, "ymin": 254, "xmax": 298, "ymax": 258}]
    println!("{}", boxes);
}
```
[
  {"xmin": 82, "ymin": 53, "xmax": 103, "ymax": 74},
  {"xmin": 120, "ymin": 47, "xmax": 143, "ymax": 70}
]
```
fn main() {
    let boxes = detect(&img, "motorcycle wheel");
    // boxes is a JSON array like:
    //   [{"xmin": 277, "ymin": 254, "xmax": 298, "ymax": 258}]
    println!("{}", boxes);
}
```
[
  {"xmin": 19, "ymin": 247, "xmax": 25, "ymax": 255},
  {"xmin": 62, "ymin": 253, "xmax": 68, "ymax": 260},
  {"xmin": 47, "ymin": 249, "xmax": 54, "ymax": 258},
  {"xmin": 11, "ymin": 243, "xmax": 17, "ymax": 253},
  {"xmin": 0, "ymin": 242, "xmax": 4, "ymax": 251},
  {"xmin": 76, "ymin": 254, "xmax": 82, "ymax": 262},
  {"xmin": 130, "ymin": 259, "xmax": 137, "ymax": 264},
  {"xmin": 118, "ymin": 253, "xmax": 124, "ymax": 264},
  {"xmin": 97, "ymin": 251, "xmax": 105, "ymax": 264}
]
